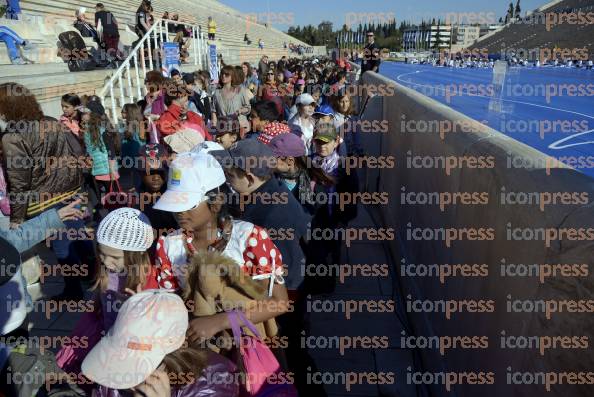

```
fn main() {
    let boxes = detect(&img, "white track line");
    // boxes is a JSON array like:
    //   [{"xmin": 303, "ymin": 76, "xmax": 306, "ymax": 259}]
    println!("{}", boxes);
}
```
[{"xmin": 394, "ymin": 68, "xmax": 594, "ymax": 150}]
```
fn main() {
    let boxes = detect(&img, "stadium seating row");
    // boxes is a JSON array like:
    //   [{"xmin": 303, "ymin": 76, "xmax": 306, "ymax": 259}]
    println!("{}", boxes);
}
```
[{"xmin": 471, "ymin": 0, "xmax": 594, "ymax": 59}]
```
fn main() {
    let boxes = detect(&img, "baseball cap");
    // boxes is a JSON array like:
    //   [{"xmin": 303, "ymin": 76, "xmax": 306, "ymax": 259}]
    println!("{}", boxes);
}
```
[
  {"xmin": 313, "ymin": 103, "xmax": 335, "ymax": 117},
  {"xmin": 211, "ymin": 139, "xmax": 276, "ymax": 178},
  {"xmin": 313, "ymin": 122, "xmax": 338, "ymax": 143},
  {"xmin": 269, "ymin": 133, "xmax": 306, "ymax": 157},
  {"xmin": 81, "ymin": 290, "xmax": 188, "ymax": 389},
  {"xmin": 295, "ymin": 93, "xmax": 316, "ymax": 106},
  {"xmin": 0, "ymin": 237, "xmax": 26, "ymax": 335},
  {"xmin": 153, "ymin": 152, "xmax": 226, "ymax": 212}
]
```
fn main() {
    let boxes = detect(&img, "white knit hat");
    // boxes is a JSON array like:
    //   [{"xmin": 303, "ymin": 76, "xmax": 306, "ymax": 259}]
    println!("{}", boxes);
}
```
[{"xmin": 96, "ymin": 208, "xmax": 154, "ymax": 252}]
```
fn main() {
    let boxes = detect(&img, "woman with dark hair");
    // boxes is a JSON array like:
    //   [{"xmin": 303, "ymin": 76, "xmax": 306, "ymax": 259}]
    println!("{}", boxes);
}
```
[
  {"xmin": 135, "ymin": 0, "xmax": 151, "ymax": 38},
  {"xmin": 241, "ymin": 62, "xmax": 258, "ymax": 94},
  {"xmin": 0, "ymin": 83, "xmax": 88, "ymax": 300},
  {"xmin": 137, "ymin": 70, "xmax": 166, "ymax": 116},
  {"xmin": 258, "ymin": 68, "xmax": 283, "ymax": 117},
  {"xmin": 60, "ymin": 93, "xmax": 82, "ymax": 137},
  {"xmin": 211, "ymin": 65, "xmax": 251, "ymax": 126}
]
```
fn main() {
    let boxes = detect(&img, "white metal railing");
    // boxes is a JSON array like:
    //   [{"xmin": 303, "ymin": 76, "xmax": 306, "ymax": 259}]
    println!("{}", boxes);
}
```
[{"xmin": 99, "ymin": 18, "xmax": 210, "ymax": 124}]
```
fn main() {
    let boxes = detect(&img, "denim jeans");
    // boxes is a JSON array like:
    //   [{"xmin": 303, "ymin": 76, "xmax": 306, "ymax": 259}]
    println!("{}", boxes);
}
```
[
  {"xmin": 0, "ymin": 213, "xmax": 33, "ymax": 308},
  {"xmin": 0, "ymin": 26, "xmax": 24, "ymax": 61}
]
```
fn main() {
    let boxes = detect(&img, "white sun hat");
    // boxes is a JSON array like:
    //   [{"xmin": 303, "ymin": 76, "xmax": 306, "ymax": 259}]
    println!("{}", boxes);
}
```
[
  {"xmin": 81, "ymin": 290, "xmax": 188, "ymax": 389},
  {"xmin": 153, "ymin": 151, "xmax": 226, "ymax": 212},
  {"xmin": 96, "ymin": 208, "xmax": 154, "ymax": 252}
]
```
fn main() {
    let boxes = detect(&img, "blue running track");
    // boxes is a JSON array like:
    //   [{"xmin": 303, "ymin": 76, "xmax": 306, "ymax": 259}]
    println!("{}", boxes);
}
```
[{"xmin": 380, "ymin": 62, "xmax": 594, "ymax": 178}]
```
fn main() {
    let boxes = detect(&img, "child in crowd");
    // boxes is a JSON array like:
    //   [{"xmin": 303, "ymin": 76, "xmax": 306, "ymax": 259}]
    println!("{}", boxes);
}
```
[
  {"xmin": 288, "ymin": 93, "xmax": 317, "ymax": 154},
  {"xmin": 120, "ymin": 103, "xmax": 146, "ymax": 169},
  {"xmin": 135, "ymin": 143, "xmax": 177, "ymax": 236},
  {"xmin": 331, "ymin": 88, "xmax": 363, "ymax": 156},
  {"xmin": 307, "ymin": 123, "xmax": 358, "ymax": 293},
  {"xmin": 211, "ymin": 139, "xmax": 310, "ymax": 295},
  {"xmin": 213, "ymin": 114, "xmax": 242, "ymax": 149},
  {"xmin": 151, "ymin": 151, "xmax": 289, "ymax": 343},
  {"xmin": 157, "ymin": 82, "xmax": 210, "ymax": 140},
  {"xmin": 269, "ymin": 132, "xmax": 334, "ymax": 216},
  {"xmin": 80, "ymin": 106, "xmax": 121, "ymax": 195},
  {"xmin": 81, "ymin": 290, "xmax": 239, "ymax": 396},
  {"xmin": 56, "ymin": 208, "xmax": 158, "ymax": 375},
  {"xmin": 60, "ymin": 93, "xmax": 82, "ymax": 137},
  {"xmin": 250, "ymin": 100, "xmax": 290, "ymax": 144}
]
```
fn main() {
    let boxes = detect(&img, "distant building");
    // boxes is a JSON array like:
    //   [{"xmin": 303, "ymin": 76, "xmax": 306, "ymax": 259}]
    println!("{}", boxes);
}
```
[
  {"xmin": 453, "ymin": 25, "xmax": 481, "ymax": 47},
  {"xmin": 403, "ymin": 25, "xmax": 452, "ymax": 52}
]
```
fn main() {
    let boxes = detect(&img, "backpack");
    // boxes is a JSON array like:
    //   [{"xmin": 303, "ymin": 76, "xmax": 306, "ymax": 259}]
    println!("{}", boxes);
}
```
[{"xmin": 58, "ymin": 31, "xmax": 96, "ymax": 72}]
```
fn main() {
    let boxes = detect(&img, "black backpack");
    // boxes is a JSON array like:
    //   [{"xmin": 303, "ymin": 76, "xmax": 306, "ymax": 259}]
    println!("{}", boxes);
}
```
[{"xmin": 58, "ymin": 30, "xmax": 96, "ymax": 72}]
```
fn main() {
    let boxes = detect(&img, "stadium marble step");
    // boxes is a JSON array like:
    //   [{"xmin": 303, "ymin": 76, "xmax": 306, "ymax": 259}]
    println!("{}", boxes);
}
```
[{"xmin": 0, "ymin": 63, "xmax": 70, "ymax": 79}]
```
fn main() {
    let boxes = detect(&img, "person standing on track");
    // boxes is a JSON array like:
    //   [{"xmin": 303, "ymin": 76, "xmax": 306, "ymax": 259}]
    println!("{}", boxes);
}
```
[{"xmin": 361, "ymin": 30, "xmax": 381, "ymax": 75}]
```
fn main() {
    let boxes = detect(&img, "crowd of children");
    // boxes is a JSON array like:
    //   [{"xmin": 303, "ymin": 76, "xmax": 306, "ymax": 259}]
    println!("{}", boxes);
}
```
[{"xmin": 0, "ymin": 54, "xmax": 364, "ymax": 397}]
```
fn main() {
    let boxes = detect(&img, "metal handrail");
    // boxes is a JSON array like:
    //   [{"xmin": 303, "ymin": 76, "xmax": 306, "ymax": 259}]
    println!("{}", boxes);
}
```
[{"xmin": 99, "ymin": 18, "xmax": 209, "ymax": 124}]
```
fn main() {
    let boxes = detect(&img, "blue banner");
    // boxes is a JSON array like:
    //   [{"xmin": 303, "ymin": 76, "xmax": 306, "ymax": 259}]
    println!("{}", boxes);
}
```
[
  {"xmin": 162, "ymin": 42, "xmax": 180, "ymax": 77},
  {"xmin": 208, "ymin": 44, "xmax": 219, "ymax": 83}
]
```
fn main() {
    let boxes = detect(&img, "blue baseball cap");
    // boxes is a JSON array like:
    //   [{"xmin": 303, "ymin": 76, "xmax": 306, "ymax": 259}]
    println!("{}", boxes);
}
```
[{"xmin": 313, "ymin": 103, "xmax": 335, "ymax": 117}]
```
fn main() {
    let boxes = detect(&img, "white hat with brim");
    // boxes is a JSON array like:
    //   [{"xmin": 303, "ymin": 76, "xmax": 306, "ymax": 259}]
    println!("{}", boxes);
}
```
[
  {"xmin": 153, "ymin": 151, "xmax": 226, "ymax": 212},
  {"xmin": 81, "ymin": 290, "xmax": 188, "ymax": 389},
  {"xmin": 81, "ymin": 337, "xmax": 164, "ymax": 389}
]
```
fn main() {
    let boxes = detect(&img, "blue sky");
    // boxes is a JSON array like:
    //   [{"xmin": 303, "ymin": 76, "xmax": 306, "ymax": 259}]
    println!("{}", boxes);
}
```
[{"xmin": 220, "ymin": 0, "xmax": 544, "ymax": 31}]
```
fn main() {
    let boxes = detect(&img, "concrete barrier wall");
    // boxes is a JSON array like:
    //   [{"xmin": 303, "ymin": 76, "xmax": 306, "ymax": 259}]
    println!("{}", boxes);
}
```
[{"xmin": 358, "ymin": 69, "xmax": 594, "ymax": 397}]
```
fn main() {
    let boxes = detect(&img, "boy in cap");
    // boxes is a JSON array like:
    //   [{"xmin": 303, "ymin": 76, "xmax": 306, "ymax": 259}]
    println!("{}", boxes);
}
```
[
  {"xmin": 269, "ymin": 133, "xmax": 333, "ymax": 216},
  {"xmin": 307, "ymin": 123, "xmax": 358, "ymax": 293},
  {"xmin": 211, "ymin": 139, "xmax": 310, "ymax": 294}
]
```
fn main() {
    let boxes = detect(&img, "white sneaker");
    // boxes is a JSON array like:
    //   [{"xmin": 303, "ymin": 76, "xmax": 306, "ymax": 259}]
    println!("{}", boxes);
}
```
[{"xmin": 11, "ymin": 57, "xmax": 27, "ymax": 65}]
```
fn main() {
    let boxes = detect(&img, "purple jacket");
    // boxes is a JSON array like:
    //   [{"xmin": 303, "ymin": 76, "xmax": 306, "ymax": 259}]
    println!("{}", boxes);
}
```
[{"xmin": 91, "ymin": 351, "xmax": 239, "ymax": 397}]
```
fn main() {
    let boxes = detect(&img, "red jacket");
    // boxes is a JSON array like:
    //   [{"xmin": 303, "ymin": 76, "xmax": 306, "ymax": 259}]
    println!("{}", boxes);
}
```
[{"xmin": 156, "ymin": 103, "xmax": 211, "ymax": 140}]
